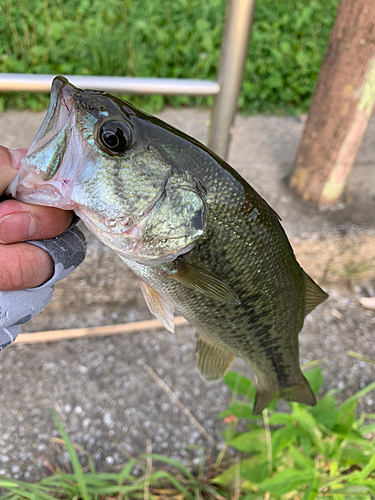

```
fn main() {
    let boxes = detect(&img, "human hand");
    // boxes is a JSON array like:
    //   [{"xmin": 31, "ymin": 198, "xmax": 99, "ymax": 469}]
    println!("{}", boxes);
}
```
[{"xmin": 0, "ymin": 145, "xmax": 74, "ymax": 290}]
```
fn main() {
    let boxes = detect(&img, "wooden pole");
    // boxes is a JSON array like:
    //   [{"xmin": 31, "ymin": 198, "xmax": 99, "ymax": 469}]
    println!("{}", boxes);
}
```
[
  {"xmin": 12, "ymin": 316, "xmax": 188, "ymax": 345},
  {"xmin": 289, "ymin": 0, "xmax": 375, "ymax": 205}
]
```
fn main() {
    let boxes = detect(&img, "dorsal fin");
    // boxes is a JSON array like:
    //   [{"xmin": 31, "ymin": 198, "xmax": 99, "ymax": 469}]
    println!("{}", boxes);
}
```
[{"xmin": 304, "ymin": 272, "xmax": 328, "ymax": 316}]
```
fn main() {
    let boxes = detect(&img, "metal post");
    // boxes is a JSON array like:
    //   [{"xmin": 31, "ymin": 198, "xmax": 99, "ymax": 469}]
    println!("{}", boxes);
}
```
[
  {"xmin": 0, "ymin": 0, "xmax": 255, "ymax": 155},
  {"xmin": 208, "ymin": 0, "xmax": 256, "ymax": 159}
]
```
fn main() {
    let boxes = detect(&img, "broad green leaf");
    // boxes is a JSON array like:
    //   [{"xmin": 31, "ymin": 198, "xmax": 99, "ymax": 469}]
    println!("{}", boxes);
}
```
[
  {"xmin": 211, "ymin": 463, "xmax": 236, "ymax": 486},
  {"xmin": 291, "ymin": 405, "xmax": 322, "ymax": 447},
  {"xmin": 211, "ymin": 465, "xmax": 237, "ymax": 486},
  {"xmin": 341, "ymin": 447, "xmax": 374, "ymax": 467},
  {"xmin": 224, "ymin": 371, "xmax": 255, "ymax": 399},
  {"xmin": 308, "ymin": 395, "xmax": 338, "ymax": 430},
  {"xmin": 331, "ymin": 424, "xmax": 366, "ymax": 443},
  {"xmin": 212, "ymin": 457, "xmax": 268, "ymax": 487},
  {"xmin": 304, "ymin": 367, "xmax": 324, "ymax": 395},
  {"xmin": 271, "ymin": 426, "xmax": 297, "ymax": 456},
  {"xmin": 268, "ymin": 413, "xmax": 294, "ymax": 426},
  {"xmin": 335, "ymin": 380, "xmax": 375, "ymax": 430},
  {"xmin": 258, "ymin": 468, "xmax": 317, "ymax": 495},
  {"xmin": 299, "ymin": 432, "xmax": 313, "ymax": 456},
  {"xmin": 335, "ymin": 398, "xmax": 358, "ymax": 429},
  {"xmin": 227, "ymin": 429, "xmax": 267, "ymax": 454},
  {"xmin": 218, "ymin": 402, "xmax": 257, "ymax": 420},
  {"xmin": 288, "ymin": 445, "xmax": 315, "ymax": 471},
  {"xmin": 239, "ymin": 457, "xmax": 269, "ymax": 484}
]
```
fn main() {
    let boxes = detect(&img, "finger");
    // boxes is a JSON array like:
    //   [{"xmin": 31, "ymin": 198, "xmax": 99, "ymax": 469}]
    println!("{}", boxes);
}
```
[
  {"xmin": 0, "ymin": 146, "xmax": 28, "ymax": 195},
  {"xmin": 0, "ymin": 242, "xmax": 54, "ymax": 290},
  {"xmin": 0, "ymin": 199, "xmax": 74, "ymax": 244}
]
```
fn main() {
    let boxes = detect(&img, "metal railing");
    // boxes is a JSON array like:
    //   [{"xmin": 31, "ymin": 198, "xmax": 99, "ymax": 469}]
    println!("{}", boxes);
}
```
[
  {"xmin": 0, "ymin": 74, "xmax": 220, "ymax": 96},
  {"xmin": 0, "ymin": 0, "xmax": 256, "ymax": 159}
]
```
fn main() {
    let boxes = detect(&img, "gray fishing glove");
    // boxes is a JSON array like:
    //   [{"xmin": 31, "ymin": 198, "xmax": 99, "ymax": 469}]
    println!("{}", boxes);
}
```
[{"xmin": 0, "ymin": 218, "xmax": 86, "ymax": 351}]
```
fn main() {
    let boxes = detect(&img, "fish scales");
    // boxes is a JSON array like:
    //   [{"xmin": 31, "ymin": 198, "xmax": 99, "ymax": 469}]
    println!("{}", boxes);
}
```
[
  {"xmin": 8, "ymin": 76, "xmax": 328, "ymax": 413},
  {"xmin": 121, "ymin": 185, "xmax": 305, "ymax": 397}
]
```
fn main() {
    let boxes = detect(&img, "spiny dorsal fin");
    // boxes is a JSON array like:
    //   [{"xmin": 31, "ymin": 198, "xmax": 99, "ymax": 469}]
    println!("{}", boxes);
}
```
[
  {"xmin": 195, "ymin": 333, "xmax": 236, "ymax": 381},
  {"xmin": 304, "ymin": 272, "xmax": 329, "ymax": 316},
  {"xmin": 166, "ymin": 259, "xmax": 241, "ymax": 305},
  {"xmin": 139, "ymin": 280, "xmax": 175, "ymax": 333}
]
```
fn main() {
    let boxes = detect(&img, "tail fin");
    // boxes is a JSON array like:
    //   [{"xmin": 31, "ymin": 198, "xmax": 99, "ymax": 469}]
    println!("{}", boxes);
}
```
[{"xmin": 253, "ymin": 373, "xmax": 316, "ymax": 415}]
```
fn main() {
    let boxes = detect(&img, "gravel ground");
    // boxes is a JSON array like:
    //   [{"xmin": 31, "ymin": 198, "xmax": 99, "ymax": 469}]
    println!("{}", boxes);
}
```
[{"xmin": 0, "ymin": 108, "xmax": 374, "ymax": 481}]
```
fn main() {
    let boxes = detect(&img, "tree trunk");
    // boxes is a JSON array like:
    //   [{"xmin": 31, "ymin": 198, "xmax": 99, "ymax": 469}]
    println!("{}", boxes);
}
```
[{"xmin": 289, "ymin": 0, "xmax": 375, "ymax": 205}]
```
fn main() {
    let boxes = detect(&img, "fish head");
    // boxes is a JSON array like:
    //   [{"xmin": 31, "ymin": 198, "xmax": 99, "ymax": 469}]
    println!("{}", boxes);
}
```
[{"xmin": 9, "ymin": 76, "xmax": 205, "ymax": 264}]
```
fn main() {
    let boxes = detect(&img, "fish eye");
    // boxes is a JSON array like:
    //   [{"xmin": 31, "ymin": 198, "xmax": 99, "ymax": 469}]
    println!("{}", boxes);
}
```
[{"xmin": 98, "ymin": 121, "xmax": 132, "ymax": 154}]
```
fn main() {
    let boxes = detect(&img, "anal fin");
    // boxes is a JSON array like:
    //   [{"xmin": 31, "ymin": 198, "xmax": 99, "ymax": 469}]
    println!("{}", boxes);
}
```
[
  {"xmin": 195, "ymin": 333, "xmax": 236, "ymax": 381},
  {"xmin": 253, "ymin": 373, "xmax": 316, "ymax": 415},
  {"xmin": 139, "ymin": 280, "xmax": 175, "ymax": 333}
]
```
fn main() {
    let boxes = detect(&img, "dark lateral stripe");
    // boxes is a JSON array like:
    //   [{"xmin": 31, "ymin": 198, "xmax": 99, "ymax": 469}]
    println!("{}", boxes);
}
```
[{"xmin": 250, "ymin": 324, "xmax": 288, "ymax": 388}]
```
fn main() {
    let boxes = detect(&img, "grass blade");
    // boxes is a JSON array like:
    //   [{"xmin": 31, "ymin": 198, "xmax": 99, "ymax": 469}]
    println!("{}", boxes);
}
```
[
  {"xmin": 347, "ymin": 350, "xmax": 375, "ymax": 366},
  {"xmin": 118, "ymin": 458, "xmax": 139, "ymax": 483},
  {"xmin": 150, "ymin": 470, "xmax": 194, "ymax": 498},
  {"xmin": 140, "ymin": 453, "xmax": 195, "ymax": 482},
  {"xmin": 340, "ymin": 380, "xmax": 375, "ymax": 407},
  {"xmin": 51, "ymin": 410, "xmax": 90, "ymax": 500}
]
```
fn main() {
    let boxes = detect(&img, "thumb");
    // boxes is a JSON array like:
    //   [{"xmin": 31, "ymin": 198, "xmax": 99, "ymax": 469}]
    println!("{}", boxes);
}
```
[{"xmin": 0, "ymin": 147, "xmax": 29, "ymax": 195}]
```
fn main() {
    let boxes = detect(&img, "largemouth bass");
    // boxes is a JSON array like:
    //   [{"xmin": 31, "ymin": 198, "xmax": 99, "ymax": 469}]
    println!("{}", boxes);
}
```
[{"xmin": 8, "ymin": 76, "xmax": 328, "ymax": 414}]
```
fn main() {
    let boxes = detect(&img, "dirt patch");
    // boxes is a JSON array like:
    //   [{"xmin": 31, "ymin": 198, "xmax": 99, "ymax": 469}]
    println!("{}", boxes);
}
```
[{"xmin": 292, "ymin": 233, "xmax": 375, "ymax": 290}]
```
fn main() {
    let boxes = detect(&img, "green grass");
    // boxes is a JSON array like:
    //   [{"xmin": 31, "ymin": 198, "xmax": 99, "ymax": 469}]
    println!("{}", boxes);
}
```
[
  {"xmin": 1, "ymin": 363, "xmax": 374, "ymax": 500},
  {"xmin": 0, "ymin": 0, "xmax": 340, "ymax": 114}
]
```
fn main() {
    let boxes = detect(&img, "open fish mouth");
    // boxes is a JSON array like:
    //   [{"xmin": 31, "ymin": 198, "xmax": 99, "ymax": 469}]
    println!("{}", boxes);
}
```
[
  {"xmin": 7, "ymin": 77, "xmax": 81, "ymax": 208},
  {"xmin": 28, "ymin": 76, "xmax": 76, "ymax": 157},
  {"xmin": 7, "ymin": 76, "xmax": 205, "ymax": 265}
]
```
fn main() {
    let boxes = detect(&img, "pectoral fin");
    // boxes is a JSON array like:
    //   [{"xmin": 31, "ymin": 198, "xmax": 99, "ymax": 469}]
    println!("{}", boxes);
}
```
[
  {"xmin": 139, "ymin": 280, "xmax": 175, "ymax": 333},
  {"xmin": 195, "ymin": 333, "xmax": 236, "ymax": 381},
  {"xmin": 253, "ymin": 373, "xmax": 316, "ymax": 415},
  {"xmin": 166, "ymin": 259, "xmax": 241, "ymax": 305}
]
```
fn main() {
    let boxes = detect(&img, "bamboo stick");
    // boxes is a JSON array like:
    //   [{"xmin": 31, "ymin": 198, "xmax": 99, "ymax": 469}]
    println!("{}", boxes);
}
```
[{"xmin": 12, "ymin": 316, "xmax": 189, "ymax": 345}]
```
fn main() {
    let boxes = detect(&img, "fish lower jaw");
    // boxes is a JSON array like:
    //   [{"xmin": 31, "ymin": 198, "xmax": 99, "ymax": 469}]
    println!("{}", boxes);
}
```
[{"xmin": 15, "ymin": 181, "xmax": 76, "ymax": 209}]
